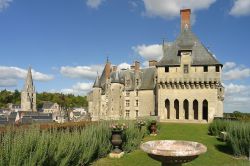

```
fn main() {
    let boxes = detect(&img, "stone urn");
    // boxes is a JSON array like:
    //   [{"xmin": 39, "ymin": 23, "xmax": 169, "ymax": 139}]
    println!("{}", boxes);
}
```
[
  {"xmin": 111, "ymin": 130, "xmax": 123, "ymax": 153},
  {"xmin": 150, "ymin": 121, "xmax": 157, "ymax": 135},
  {"xmin": 141, "ymin": 140, "xmax": 207, "ymax": 166}
]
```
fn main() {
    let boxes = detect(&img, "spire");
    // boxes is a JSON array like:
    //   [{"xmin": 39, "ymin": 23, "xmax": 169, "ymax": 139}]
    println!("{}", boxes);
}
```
[
  {"xmin": 93, "ymin": 73, "xmax": 100, "ymax": 88},
  {"xmin": 24, "ymin": 66, "xmax": 34, "ymax": 91}
]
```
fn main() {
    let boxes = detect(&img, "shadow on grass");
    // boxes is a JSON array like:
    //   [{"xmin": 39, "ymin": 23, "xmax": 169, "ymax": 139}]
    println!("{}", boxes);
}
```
[{"xmin": 214, "ymin": 144, "xmax": 233, "ymax": 156}]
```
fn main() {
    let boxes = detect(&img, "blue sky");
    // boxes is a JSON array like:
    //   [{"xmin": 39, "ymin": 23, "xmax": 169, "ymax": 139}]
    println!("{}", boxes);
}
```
[{"xmin": 0, "ymin": 0, "xmax": 250, "ymax": 113}]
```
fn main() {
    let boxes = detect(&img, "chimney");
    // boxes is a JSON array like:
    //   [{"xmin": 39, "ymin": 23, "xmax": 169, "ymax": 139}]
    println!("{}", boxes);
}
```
[
  {"xmin": 105, "ymin": 61, "xmax": 111, "ymax": 79},
  {"xmin": 112, "ymin": 66, "xmax": 117, "ymax": 72},
  {"xmin": 135, "ymin": 61, "xmax": 140, "ymax": 71},
  {"xmin": 180, "ymin": 9, "xmax": 191, "ymax": 31},
  {"xmin": 149, "ymin": 60, "xmax": 157, "ymax": 67}
]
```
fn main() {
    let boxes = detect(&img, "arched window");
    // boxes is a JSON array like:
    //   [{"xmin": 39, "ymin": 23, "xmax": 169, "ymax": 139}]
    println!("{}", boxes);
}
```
[
  {"xmin": 184, "ymin": 99, "xmax": 189, "ymax": 120},
  {"xmin": 193, "ymin": 100, "xmax": 198, "ymax": 120},
  {"xmin": 202, "ymin": 100, "xmax": 208, "ymax": 121},
  {"xmin": 174, "ymin": 99, "xmax": 179, "ymax": 119},
  {"xmin": 165, "ymin": 99, "xmax": 170, "ymax": 119}
]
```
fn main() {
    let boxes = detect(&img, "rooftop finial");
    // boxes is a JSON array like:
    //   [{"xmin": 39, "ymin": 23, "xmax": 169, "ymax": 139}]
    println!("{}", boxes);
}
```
[{"xmin": 106, "ymin": 56, "xmax": 109, "ymax": 63}]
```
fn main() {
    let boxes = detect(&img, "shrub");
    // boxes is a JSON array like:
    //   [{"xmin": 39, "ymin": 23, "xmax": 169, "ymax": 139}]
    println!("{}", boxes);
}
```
[
  {"xmin": 0, "ymin": 120, "xmax": 147, "ymax": 166},
  {"xmin": 208, "ymin": 119, "xmax": 231, "ymax": 136},
  {"xmin": 208, "ymin": 119, "xmax": 250, "ymax": 158},
  {"xmin": 122, "ymin": 121, "xmax": 147, "ymax": 153},
  {"xmin": 227, "ymin": 121, "xmax": 250, "ymax": 157}
]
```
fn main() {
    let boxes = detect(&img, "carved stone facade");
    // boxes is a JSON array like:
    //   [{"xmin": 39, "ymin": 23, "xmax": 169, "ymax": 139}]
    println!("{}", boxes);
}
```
[
  {"xmin": 88, "ymin": 9, "xmax": 224, "ymax": 123},
  {"xmin": 21, "ymin": 67, "xmax": 37, "ymax": 112}
]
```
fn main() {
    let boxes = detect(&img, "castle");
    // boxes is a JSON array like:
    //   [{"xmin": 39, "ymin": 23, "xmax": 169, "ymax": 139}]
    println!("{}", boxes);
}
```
[{"xmin": 87, "ymin": 9, "xmax": 224, "ymax": 123}]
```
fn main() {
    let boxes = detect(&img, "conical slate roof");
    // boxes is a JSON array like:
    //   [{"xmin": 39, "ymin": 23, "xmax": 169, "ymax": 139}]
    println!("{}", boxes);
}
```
[
  {"xmin": 93, "ymin": 75, "xmax": 100, "ymax": 88},
  {"xmin": 157, "ymin": 29, "xmax": 222, "ymax": 67},
  {"xmin": 23, "ymin": 67, "xmax": 35, "ymax": 91}
]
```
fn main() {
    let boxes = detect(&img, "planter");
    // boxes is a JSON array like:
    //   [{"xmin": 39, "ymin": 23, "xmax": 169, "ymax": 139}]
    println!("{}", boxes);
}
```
[
  {"xmin": 141, "ymin": 140, "xmax": 207, "ymax": 166},
  {"xmin": 150, "ymin": 122, "xmax": 157, "ymax": 135},
  {"xmin": 111, "ymin": 130, "xmax": 123, "ymax": 153}
]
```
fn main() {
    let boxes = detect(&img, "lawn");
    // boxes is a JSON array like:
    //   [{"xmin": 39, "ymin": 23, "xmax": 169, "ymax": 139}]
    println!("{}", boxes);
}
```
[{"xmin": 93, "ymin": 123, "xmax": 249, "ymax": 166}]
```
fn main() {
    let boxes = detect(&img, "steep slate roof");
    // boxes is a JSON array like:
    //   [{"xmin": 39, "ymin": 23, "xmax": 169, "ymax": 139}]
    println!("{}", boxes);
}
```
[
  {"xmin": 140, "ymin": 68, "xmax": 156, "ymax": 90},
  {"xmin": 93, "ymin": 76, "xmax": 100, "ymax": 88},
  {"xmin": 157, "ymin": 29, "xmax": 222, "ymax": 67},
  {"xmin": 42, "ymin": 101, "xmax": 54, "ymax": 109},
  {"xmin": 109, "ymin": 67, "xmax": 156, "ymax": 90}
]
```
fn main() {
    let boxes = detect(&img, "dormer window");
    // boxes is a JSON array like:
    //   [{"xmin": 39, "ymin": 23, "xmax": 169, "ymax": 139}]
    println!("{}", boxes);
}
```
[
  {"xmin": 126, "ymin": 80, "xmax": 130, "ymax": 87},
  {"xmin": 204, "ymin": 66, "xmax": 208, "ymax": 72}
]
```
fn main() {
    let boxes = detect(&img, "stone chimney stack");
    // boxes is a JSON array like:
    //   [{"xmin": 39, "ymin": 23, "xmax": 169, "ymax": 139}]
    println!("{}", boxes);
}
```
[
  {"xmin": 105, "ymin": 61, "xmax": 111, "ymax": 79},
  {"xmin": 112, "ymin": 66, "xmax": 117, "ymax": 72},
  {"xmin": 149, "ymin": 60, "xmax": 157, "ymax": 67},
  {"xmin": 180, "ymin": 9, "xmax": 191, "ymax": 31},
  {"xmin": 135, "ymin": 61, "xmax": 140, "ymax": 71}
]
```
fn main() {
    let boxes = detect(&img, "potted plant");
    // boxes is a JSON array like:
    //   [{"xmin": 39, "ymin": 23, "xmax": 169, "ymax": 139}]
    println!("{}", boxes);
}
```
[
  {"xmin": 149, "ymin": 120, "xmax": 157, "ymax": 135},
  {"xmin": 110, "ymin": 123, "xmax": 127, "ymax": 153}
]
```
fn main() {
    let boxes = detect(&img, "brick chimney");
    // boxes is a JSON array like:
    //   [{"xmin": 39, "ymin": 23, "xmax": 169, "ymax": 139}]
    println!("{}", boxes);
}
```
[
  {"xmin": 105, "ymin": 61, "xmax": 111, "ymax": 79},
  {"xmin": 135, "ymin": 61, "xmax": 140, "ymax": 71},
  {"xmin": 112, "ymin": 66, "xmax": 117, "ymax": 72},
  {"xmin": 180, "ymin": 9, "xmax": 191, "ymax": 31},
  {"xmin": 149, "ymin": 60, "xmax": 157, "ymax": 67}
]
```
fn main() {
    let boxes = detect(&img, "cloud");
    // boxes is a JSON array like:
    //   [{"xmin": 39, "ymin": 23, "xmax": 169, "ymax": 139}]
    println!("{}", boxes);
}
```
[
  {"xmin": 117, "ymin": 63, "xmax": 131, "ymax": 70},
  {"xmin": 222, "ymin": 62, "xmax": 250, "ymax": 81},
  {"xmin": 60, "ymin": 65, "xmax": 104, "ymax": 80},
  {"xmin": 132, "ymin": 44, "xmax": 163, "ymax": 61},
  {"xmin": 86, "ymin": 0, "xmax": 105, "ymax": 9},
  {"xmin": 223, "ymin": 62, "xmax": 236, "ymax": 70},
  {"xmin": 60, "ymin": 82, "xmax": 92, "ymax": 95},
  {"xmin": 142, "ymin": 0, "xmax": 216, "ymax": 19},
  {"xmin": 0, "ymin": 0, "xmax": 12, "ymax": 11},
  {"xmin": 0, "ymin": 66, "xmax": 54, "ymax": 87},
  {"xmin": 0, "ymin": 78, "xmax": 17, "ymax": 87},
  {"xmin": 229, "ymin": 0, "xmax": 250, "ymax": 16},
  {"xmin": 224, "ymin": 83, "xmax": 250, "ymax": 112}
]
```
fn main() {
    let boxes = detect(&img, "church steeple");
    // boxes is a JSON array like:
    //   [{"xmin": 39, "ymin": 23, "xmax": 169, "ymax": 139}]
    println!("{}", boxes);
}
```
[
  {"xmin": 21, "ymin": 67, "xmax": 37, "ymax": 112},
  {"xmin": 24, "ymin": 67, "xmax": 34, "ymax": 91}
]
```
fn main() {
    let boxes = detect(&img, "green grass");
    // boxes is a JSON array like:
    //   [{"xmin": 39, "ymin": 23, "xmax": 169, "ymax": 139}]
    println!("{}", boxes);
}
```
[{"xmin": 93, "ymin": 123, "xmax": 249, "ymax": 166}]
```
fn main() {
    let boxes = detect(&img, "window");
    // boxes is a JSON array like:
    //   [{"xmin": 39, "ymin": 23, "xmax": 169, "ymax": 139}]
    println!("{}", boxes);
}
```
[
  {"xmin": 126, "ymin": 100, "xmax": 130, "ymax": 107},
  {"xmin": 204, "ymin": 66, "xmax": 208, "ymax": 72},
  {"xmin": 136, "ymin": 90, "xmax": 139, "ymax": 96},
  {"xmin": 136, "ymin": 100, "xmax": 139, "ymax": 107},
  {"xmin": 136, "ymin": 110, "xmax": 139, "ymax": 117},
  {"xmin": 184, "ymin": 65, "xmax": 189, "ymax": 73},
  {"xmin": 136, "ymin": 79, "xmax": 139, "ymax": 86},
  {"xmin": 126, "ymin": 91, "xmax": 130, "ymax": 97},
  {"xmin": 165, "ymin": 66, "xmax": 169, "ymax": 72},
  {"xmin": 126, "ymin": 110, "xmax": 130, "ymax": 118},
  {"xmin": 216, "ymin": 66, "xmax": 220, "ymax": 72}
]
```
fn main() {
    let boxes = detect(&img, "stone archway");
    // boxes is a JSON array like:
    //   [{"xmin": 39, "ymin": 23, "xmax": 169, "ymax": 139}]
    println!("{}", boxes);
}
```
[
  {"xmin": 174, "ymin": 99, "xmax": 179, "ymax": 119},
  {"xmin": 202, "ymin": 100, "xmax": 208, "ymax": 121},
  {"xmin": 193, "ymin": 100, "xmax": 198, "ymax": 120},
  {"xmin": 184, "ymin": 99, "xmax": 189, "ymax": 120},
  {"xmin": 165, "ymin": 99, "xmax": 170, "ymax": 119}
]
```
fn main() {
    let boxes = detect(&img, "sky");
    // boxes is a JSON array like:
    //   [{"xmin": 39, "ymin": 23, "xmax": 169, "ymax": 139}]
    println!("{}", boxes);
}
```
[{"xmin": 0, "ymin": 0, "xmax": 250, "ymax": 113}]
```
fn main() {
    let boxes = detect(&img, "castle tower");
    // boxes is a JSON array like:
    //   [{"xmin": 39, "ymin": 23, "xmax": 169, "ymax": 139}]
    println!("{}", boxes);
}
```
[{"xmin": 21, "ymin": 67, "xmax": 37, "ymax": 112}]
